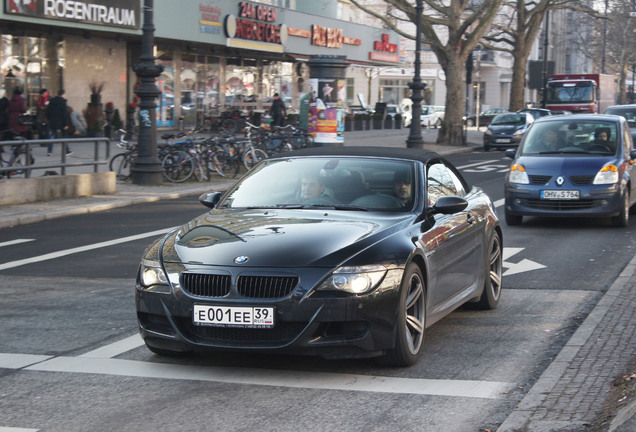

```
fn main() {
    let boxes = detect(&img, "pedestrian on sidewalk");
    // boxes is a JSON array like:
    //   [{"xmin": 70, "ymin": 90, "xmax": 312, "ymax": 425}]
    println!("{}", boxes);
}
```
[
  {"xmin": 36, "ymin": 88, "xmax": 49, "ymax": 140},
  {"xmin": 8, "ymin": 88, "xmax": 27, "ymax": 138},
  {"xmin": 0, "ymin": 90, "xmax": 9, "ymax": 140},
  {"xmin": 270, "ymin": 93, "xmax": 286, "ymax": 127},
  {"xmin": 46, "ymin": 89, "xmax": 72, "ymax": 156}
]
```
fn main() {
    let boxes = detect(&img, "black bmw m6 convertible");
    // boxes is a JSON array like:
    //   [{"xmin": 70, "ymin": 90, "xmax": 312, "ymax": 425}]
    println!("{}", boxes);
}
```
[{"xmin": 136, "ymin": 147, "xmax": 502, "ymax": 366}]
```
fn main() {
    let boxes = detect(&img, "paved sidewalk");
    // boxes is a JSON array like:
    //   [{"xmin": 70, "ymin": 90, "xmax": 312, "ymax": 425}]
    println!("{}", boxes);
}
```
[{"xmin": 1, "ymin": 127, "xmax": 635, "ymax": 431}]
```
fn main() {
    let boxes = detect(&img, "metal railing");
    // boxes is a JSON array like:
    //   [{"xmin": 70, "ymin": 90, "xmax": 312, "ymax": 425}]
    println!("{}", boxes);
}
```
[{"xmin": 0, "ymin": 137, "xmax": 111, "ymax": 177}]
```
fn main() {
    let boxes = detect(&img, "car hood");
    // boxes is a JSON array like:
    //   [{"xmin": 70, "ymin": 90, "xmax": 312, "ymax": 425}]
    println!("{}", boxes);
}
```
[
  {"xmin": 161, "ymin": 209, "xmax": 412, "ymax": 268},
  {"xmin": 514, "ymin": 155, "xmax": 617, "ymax": 174}
]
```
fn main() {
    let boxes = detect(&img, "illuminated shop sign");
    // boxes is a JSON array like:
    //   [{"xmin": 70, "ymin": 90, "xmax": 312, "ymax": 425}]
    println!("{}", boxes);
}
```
[
  {"xmin": 288, "ymin": 26, "xmax": 360, "ymax": 47},
  {"xmin": 312, "ymin": 25, "xmax": 342, "ymax": 48},
  {"xmin": 369, "ymin": 33, "xmax": 399, "ymax": 63},
  {"xmin": 4, "ymin": 0, "xmax": 140, "ymax": 29},
  {"xmin": 224, "ymin": 1, "xmax": 287, "ymax": 52}
]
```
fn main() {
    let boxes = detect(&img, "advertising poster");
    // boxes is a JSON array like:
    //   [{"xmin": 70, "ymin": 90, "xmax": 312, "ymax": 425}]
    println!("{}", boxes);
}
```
[{"xmin": 308, "ymin": 108, "xmax": 344, "ymax": 144}]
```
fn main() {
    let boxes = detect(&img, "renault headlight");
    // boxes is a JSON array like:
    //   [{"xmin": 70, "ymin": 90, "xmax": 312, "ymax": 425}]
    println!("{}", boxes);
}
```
[
  {"xmin": 508, "ymin": 164, "xmax": 530, "ymax": 184},
  {"xmin": 317, "ymin": 265, "xmax": 387, "ymax": 294},
  {"xmin": 139, "ymin": 258, "xmax": 170, "ymax": 292},
  {"xmin": 593, "ymin": 164, "xmax": 619, "ymax": 185}
]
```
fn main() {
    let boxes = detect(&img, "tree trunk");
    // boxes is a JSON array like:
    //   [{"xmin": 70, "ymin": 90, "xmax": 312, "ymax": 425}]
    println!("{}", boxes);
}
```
[
  {"xmin": 437, "ymin": 57, "xmax": 466, "ymax": 146},
  {"xmin": 509, "ymin": 49, "xmax": 529, "ymax": 111}
]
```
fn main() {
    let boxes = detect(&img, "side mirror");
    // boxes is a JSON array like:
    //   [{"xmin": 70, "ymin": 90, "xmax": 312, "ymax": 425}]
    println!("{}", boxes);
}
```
[
  {"xmin": 630, "ymin": 149, "xmax": 636, "ymax": 161},
  {"xmin": 429, "ymin": 195, "xmax": 468, "ymax": 215},
  {"xmin": 505, "ymin": 148, "xmax": 517, "ymax": 159},
  {"xmin": 199, "ymin": 192, "xmax": 223, "ymax": 209}
]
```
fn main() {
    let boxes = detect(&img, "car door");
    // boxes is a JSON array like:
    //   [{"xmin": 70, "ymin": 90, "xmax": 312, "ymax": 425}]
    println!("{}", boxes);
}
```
[{"xmin": 423, "ymin": 162, "xmax": 483, "ymax": 308}]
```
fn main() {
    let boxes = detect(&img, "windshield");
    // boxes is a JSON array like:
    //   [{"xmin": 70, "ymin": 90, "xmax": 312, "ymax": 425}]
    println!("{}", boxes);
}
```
[
  {"xmin": 219, "ymin": 157, "xmax": 417, "ymax": 211},
  {"xmin": 491, "ymin": 113, "xmax": 526, "ymax": 126},
  {"xmin": 519, "ymin": 120, "xmax": 619, "ymax": 156},
  {"xmin": 546, "ymin": 82, "xmax": 594, "ymax": 103}
]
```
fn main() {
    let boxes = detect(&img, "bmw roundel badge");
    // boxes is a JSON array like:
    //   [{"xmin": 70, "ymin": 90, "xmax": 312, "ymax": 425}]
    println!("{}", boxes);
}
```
[{"xmin": 234, "ymin": 256, "xmax": 249, "ymax": 264}]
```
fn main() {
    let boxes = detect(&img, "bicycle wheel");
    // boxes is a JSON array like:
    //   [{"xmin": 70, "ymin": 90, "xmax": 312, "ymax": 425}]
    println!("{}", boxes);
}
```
[
  {"xmin": 209, "ymin": 148, "xmax": 240, "ymax": 178},
  {"xmin": 9, "ymin": 149, "xmax": 34, "ymax": 178},
  {"xmin": 242, "ymin": 148, "xmax": 268, "ymax": 171},
  {"xmin": 220, "ymin": 119, "xmax": 236, "ymax": 134},
  {"xmin": 162, "ymin": 150, "xmax": 194, "ymax": 183},
  {"xmin": 109, "ymin": 152, "xmax": 134, "ymax": 181}
]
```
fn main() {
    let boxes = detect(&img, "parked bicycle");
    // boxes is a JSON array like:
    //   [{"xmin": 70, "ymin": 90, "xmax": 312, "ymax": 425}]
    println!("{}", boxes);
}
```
[
  {"xmin": 108, "ymin": 129, "xmax": 137, "ymax": 181},
  {"xmin": 0, "ymin": 131, "xmax": 34, "ymax": 179}
]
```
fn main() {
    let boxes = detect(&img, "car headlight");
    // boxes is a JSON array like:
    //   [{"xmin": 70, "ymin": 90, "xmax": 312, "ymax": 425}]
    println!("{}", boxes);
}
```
[
  {"xmin": 317, "ymin": 265, "xmax": 387, "ymax": 294},
  {"xmin": 139, "ymin": 258, "xmax": 170, "ymax": 292},
  {"xmin": 484, "ymin": 129, "xmax": 493, "ymax": 136},
  {"xmin": 508, "ymin": 164, "xmax": 530, "ymax": 184},
  {"xmin": 593, "ymin": 164, "xmax": 619, "ymax": 185},
  {"xmin": 513, "ymin": 128, "xmax": 525, "ymax": 137}
]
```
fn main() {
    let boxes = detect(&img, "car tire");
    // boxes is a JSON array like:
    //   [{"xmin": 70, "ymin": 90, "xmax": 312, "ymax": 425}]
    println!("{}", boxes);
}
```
[
  {"xmin": 474, "ymin": 232, "xmax": 503, "ymax": 310},
  {"xmin": 611, "ymin": 191, "xmax": 630, "ymax": 227},
  {"xmin": 505, "ymin": 207, "xmax": 522, "ymax": 226},
  {"xmin": 483, "ymin": 145, "xmax": 490, "ymax": 152},
  {"xmin": 378, "ymin": 263, "xmax": 426, "ymax": 367}
]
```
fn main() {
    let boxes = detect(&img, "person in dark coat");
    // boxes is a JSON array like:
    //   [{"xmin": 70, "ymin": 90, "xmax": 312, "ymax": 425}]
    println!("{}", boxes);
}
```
[
  {"xmin": 8, "ymin": 88, "xmax": 26, "ymax": 137},
  {"xmin": 46, "ymin": 89, "xmax": 71, "ymax": 155},
  {"xmin": 270, "ymin": 93, "xmax": 286, "ymax": 127},
  {"xmin": 0, "ymin": 90, "xmax": 9, "ymax": 140}
]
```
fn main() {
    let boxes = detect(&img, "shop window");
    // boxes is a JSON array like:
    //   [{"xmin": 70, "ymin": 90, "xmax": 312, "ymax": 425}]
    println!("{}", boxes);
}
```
[{"xmin": 1, "ymin": 36, "xmax": 60, "ymax": 110}]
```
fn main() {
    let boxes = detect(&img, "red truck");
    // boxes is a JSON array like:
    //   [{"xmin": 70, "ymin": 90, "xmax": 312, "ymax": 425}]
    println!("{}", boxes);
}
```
[{"xmin": 545, "ymin": 74, "xmax": 615, "ymax": 114}]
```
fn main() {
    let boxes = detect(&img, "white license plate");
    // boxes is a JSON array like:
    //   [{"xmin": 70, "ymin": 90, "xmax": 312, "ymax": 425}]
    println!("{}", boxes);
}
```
[
  {"xmin": 541, "ymin": 190, "xmax": 580, "ymax": 200},
  {"xmin": 193, "ymin": 305, "xmax": 275, "ymax": 328},
  {"xmin": 495, "ymin": 138, "xmax": 510, "ymax": 143}
]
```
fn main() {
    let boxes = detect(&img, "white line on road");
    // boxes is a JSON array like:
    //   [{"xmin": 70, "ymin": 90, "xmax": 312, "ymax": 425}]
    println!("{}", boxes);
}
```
[
  {"xmin": 24, "ymin": 355, "xmax": 512, "ymax": 399},
  {"xmin": 0, "ymin": 228, "xmax": 172, "ymax": 271},
  {"xmin": 0, "ymin": 239, "xmax": 35, "ymax": 248},
  {"xmin": 79, "ymin": 334, "xmax": 144, "ymax": 358},
  {"xmin": 0, "ymin": 427, "xmax": 40, "ymax": 432}
]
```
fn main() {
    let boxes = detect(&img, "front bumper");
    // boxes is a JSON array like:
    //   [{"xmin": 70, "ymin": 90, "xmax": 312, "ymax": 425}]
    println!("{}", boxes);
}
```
[
  {"xmin": 136, "ymin": 266, "xmax": 404, "ymax": 359},
  {"xmin": 504, "ymin": 183, "xmax": 623, "ymax": 218}
]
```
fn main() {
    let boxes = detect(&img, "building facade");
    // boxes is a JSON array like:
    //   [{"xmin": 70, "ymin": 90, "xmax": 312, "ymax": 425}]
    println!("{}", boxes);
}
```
[{"xmin": 0, "ymin": 0, "xmax": 401, "ymax": 130}]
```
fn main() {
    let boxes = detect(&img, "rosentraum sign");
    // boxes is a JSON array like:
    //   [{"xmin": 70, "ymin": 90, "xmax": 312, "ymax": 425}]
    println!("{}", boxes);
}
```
[{"xmin": 5, "ymin": 0, "xmax": 140, "ymax": 29}]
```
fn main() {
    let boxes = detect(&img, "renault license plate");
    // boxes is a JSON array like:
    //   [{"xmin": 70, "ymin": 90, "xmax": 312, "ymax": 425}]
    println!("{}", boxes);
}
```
[
  {"xmin": 541, "ymin": 190, "xmax": 579, "ymax": 200},
  {"xmin": 193, "ymin": 305, "xmax": 275, "ymax": 328}
]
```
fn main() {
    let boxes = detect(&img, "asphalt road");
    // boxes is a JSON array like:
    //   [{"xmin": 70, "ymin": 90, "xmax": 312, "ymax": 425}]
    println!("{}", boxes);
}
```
[{"xmin": 1, "ymin": 150, "xmax": 634, "ymax": 431}]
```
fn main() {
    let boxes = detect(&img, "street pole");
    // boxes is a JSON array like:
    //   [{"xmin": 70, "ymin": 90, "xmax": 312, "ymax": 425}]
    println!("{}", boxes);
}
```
[
  {"xmin": 406, "ymin": 0, "xmax": 424, "ymax": 149},
  {"xmin": 541, "ymin": 10, "xmax": 550, "ymax": 109},
  {"xmin": 131, "ymin": 0, "xmax": 164, "ymax": 185},
  {"xmin": 602, "ymin": 0, "xmax": 608, "ymax": 74}
]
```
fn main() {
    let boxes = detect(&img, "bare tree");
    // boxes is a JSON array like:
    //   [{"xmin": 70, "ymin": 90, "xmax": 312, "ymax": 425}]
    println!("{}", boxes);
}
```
[
  {"xmin": 483, "ymin": 1, "xmax": 598, "ymax": 111},
  {"xmin": 350, "ymin": 0, "xmax": 503, "ymax": 146}
]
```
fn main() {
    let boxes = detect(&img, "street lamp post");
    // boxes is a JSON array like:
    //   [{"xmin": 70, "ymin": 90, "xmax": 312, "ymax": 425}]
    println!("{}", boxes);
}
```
[
  {"xmin": 131, "ymin": 0, "xmax": 164, "ymax": 185},
  {"xmin": 406, "ymin": 0, "xmax": 424, "ymax": 149}
]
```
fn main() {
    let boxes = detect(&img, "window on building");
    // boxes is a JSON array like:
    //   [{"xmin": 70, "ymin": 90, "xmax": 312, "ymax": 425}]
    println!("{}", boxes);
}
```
[{"xmin": 346, "ymin": 78, "xmax": 354, "ymax": 105}]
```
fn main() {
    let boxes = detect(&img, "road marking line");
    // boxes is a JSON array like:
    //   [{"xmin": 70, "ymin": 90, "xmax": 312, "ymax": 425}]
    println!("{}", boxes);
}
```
[
  {"xmin": 79, "ymin": 334, "xmax": 144, "ymax": 358},
  {"xmin": 0, "ymin": 228, "xmax": 172, "ymax": 271},
  {"xmin": 457, "ymin": 160, "xmax": 497, "ymax": 169},
  {"xmin": 25, "ymin": 355, "xmax": 512, "ymax": 399},
  {"xmin": 494, "ymin": 198, "xmax": 504, "ymax": 208},
  {"xmin": 0, "ymin": 427, "xmax": 40, "ymax": 432},
  {"xmin": 0, "ymin": 239, "xmax": 35, "ymax": 248},
  {"xmin": 0, "ymin": 353, "xmax": 53, "ymax": 369}
]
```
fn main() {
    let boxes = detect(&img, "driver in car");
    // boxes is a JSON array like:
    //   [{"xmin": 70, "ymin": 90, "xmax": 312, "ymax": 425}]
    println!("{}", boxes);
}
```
[{"xmin": 393, "ymin": 171, "xmax": 413, "ymax": 206}]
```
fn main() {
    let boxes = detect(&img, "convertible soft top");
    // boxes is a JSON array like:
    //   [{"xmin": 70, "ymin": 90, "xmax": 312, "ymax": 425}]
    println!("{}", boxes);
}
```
[{"xmin": 276, "ymin": 146, "xmax": 442, "ymax": 164}]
